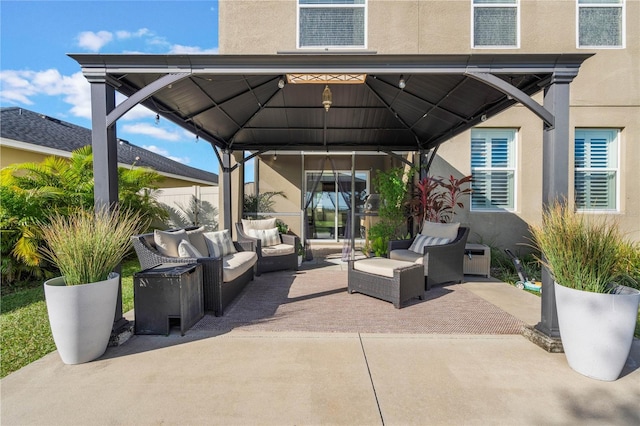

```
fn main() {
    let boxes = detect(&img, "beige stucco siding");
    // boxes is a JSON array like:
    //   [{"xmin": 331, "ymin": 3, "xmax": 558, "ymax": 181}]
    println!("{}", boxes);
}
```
[{"xmin": 219, "ymin": 0, "xmax": 640, "ymax": 247}]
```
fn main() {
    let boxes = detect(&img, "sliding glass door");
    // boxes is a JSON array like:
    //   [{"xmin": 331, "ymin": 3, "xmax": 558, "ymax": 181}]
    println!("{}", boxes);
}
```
[{"xmin": 305, "ymin": 170, "xmax": 368, "ymax": 241}]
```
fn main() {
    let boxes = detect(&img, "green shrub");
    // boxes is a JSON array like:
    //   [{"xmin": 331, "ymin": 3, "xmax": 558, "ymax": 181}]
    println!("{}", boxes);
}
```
[
  {"xmin": 1, "ymin": 146, "xmax": 166, "ymax": 285},
  {"xmin": 529, "ymin": 200, "xmax": 633, "ymax": 293},
  {"xmin": 40, "ymin": 207, "xmax": 146, "ymax": 286}
]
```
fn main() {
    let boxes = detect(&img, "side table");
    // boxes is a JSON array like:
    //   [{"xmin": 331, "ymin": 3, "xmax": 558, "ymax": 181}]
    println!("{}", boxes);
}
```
[
  {"xmin": 463, "ymin": 244, "xmax": 491, "ymax": 277},
  {"xmin": 134, "ymin": 263, "xmax": 203, "ymax": 335}
]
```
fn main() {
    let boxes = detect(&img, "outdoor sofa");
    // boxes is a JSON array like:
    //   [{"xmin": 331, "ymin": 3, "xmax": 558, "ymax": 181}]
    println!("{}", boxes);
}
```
[
  {"xmin": 388, "ymin": 222, "xmax": 470, "ymax": 290},
  {"xmin": 131, "ymin": 226, "xmax": 257, "ymax": 316}
]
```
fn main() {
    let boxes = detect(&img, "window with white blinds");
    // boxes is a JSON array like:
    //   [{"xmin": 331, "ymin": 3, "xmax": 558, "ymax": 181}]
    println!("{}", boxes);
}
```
[
  {"xmin": 471, "ymin": 129, "xmax": 517, "ymax": 211},
  {"xmin": 575, "ymin": 129, "xmax": 619, "ymax": 211},
  {"xmin": 472, "ymin": 0, "xmax": 519, "ymax": 48},
  {"xmin": 577, "ymin": 0, "xmax": 624, "ymax": 48},
  {"xmin": 298, "ymin": 0, "xmax": 366, "ymax": 49}
]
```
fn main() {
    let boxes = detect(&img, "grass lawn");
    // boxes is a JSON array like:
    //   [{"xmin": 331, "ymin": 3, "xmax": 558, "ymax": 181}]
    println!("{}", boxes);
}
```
[{"xmin": 0, "ymin": 257, "xmax": 141, "ymax": 378}]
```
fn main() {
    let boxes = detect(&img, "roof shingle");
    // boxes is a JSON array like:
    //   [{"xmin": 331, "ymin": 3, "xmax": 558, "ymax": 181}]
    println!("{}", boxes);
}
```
[{"xmin": 0, "ymin": 107, "xmax": 218, "ymax": 184}]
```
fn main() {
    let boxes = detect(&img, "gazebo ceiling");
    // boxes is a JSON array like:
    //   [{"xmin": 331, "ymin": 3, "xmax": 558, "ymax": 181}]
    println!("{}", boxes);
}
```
[{"xmin": 69, "ymin": 53, "xmax": 593, "ymax": 153}]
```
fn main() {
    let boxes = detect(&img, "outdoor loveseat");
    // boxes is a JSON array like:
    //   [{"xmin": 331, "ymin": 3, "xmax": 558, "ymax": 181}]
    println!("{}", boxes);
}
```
[
  {"xmin": 235, "ymin": 218, "xmax": 299, "ymax": 275},
  {"xmin": 388, "ymin": 222, "xmax": 470, "ymax": 290},
  {"xmin": 131, "ymin": 226, "xmax": 257, "ymax": 316}
]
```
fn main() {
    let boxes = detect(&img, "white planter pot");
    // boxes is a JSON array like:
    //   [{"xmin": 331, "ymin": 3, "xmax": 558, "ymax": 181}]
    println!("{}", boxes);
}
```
[
  {"xmin": 44, "ymin": 273, "xmax": 119, "ymax": 365},
  {"xmin": 298, "ymin": 255, "xmax": 303, "ymax": 267},
  {"xmin": 555, "ymin": 282, "xmax": 640, "ymax": 381}
]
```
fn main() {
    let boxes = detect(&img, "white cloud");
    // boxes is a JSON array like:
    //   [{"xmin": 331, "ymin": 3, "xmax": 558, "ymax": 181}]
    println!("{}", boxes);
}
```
[
  {"xmin": 0, "ymin": 69, "xmax": 91, "ymax": 118},
  {"xmin": 116, "ymin": 28, "xmax": 150, "ymax": 40},
  {"xmin": 77, "ymin": 30, "xmax": 113, "ymax": 51},
  {"xmin": 0, "ymin": 70, "xmax": 38, "ymax": 104},
  {"xmin": 170, "ymin": 44, "xmax": 218, "ymax": 54},
  {"xmin": 142, "ymin": 145, "xmax": 191, "ymax": 165},
  {"xmin": 121, "ymin": 122, "xmax": 182, "ymax": 141}
]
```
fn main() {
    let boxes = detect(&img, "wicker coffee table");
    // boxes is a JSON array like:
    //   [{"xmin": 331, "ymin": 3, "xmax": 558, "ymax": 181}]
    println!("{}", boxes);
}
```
[{"xmin": 348, "ymin": 258, "xmax": 424, "ymax": 308}]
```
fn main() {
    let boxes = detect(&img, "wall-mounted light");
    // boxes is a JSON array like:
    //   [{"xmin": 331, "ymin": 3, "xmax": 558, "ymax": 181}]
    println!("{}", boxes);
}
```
[
  {"xmin": 278, "ymin": 78, "xmax": 285, "ymax": 89},
  {"xmin": 398, "ymin": 75, "xmax": 406, "ymax": 89},
  {"xmin": 155, "ymin": 114, "xmax": 160, "ymax": 125},
  {"xmin": 322, "ymin": 85, "xmax": 332, "ymax": 111},
  {"xmin": 273, "ymin": 150, "xmax": 277, "ymax": 161}
]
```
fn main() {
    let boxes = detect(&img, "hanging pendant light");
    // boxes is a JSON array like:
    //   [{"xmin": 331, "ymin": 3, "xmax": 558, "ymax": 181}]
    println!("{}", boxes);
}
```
[{"xmin": 322, "ymin": 85, "xmax": 332, "ymax": 112}]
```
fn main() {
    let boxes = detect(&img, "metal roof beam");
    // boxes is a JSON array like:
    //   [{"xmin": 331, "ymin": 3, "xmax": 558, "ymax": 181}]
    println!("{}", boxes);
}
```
[
  {"xmin": 465, "ymin": 71, "xmax": 555, "ymax": 129},
  {"xmin": 106, "ymin": 73, "xmax": 189, "ymax": 127}
]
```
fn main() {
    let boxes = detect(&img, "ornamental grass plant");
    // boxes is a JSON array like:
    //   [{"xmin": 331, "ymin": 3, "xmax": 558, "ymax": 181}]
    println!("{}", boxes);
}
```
[
  {"xmin": 529, "ymin": 200, "xmax": 633, "ymax": 293},
  {"xmin": 40, "ymin": 206, "xmax": 145, "ymax": 286}
]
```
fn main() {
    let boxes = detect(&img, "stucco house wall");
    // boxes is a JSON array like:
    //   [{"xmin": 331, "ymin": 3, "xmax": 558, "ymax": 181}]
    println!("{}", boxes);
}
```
[{"xmin": 220, "ymin": 0, "xmax": 640, "ymax": 247}]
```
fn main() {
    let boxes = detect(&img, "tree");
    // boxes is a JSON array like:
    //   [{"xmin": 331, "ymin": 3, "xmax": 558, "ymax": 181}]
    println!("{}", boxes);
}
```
[{"xmin": 1, "ymin": 146, "xmax": 167, "ymax": 284}]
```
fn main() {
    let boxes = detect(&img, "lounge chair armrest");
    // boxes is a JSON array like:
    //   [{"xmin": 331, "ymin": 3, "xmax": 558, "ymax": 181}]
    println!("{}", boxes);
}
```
[
  {"xmin": 281, "ymin": 233, "xmax": 299, "ymax": 247},
  {"xmin": 388, "ymin": 238, "xmax": 414, "ymax": 252},
  {"xmin": 235, "ymin": 240, "xmax": 254, "ymax": 252}
]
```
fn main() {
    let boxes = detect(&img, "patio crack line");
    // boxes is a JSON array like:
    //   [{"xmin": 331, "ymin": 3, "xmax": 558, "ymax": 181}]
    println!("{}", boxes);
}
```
[{"xmin": 359, "ymin": 333, "xmax": 385, "ymax": 426}]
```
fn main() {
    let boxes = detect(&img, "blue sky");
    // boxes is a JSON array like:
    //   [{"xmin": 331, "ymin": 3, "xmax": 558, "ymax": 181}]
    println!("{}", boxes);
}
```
[{"xmin": 0, "ymin": 0, "xmax": 233, "ymax": 176}]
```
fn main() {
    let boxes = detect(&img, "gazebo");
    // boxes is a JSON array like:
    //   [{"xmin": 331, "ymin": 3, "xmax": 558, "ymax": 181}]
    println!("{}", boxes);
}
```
[{"xmin": 69, "ymin": 52, "xmax": 592, "ymax": 346}]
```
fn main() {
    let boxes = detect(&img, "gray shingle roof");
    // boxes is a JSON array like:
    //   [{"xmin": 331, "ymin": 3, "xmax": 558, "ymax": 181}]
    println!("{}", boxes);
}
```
[{"xmin": 0, "ymin": 107, "xmax": 218, "ymax": 184}]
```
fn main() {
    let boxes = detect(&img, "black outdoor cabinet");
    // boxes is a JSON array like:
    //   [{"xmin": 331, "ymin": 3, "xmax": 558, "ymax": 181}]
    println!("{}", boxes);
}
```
[{"xmin": 134, "ymin": 263, "xmax": 203, "ymax": 336}]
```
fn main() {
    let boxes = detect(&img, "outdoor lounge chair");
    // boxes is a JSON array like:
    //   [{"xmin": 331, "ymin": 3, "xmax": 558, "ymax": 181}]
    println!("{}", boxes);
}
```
[
  {"xmin": 235, "ymin": 218, "xmax": 299, "ymax": 275},
  {"xmin": 388, "ymin": 224, "xmax": 469, "ymax": 290}
]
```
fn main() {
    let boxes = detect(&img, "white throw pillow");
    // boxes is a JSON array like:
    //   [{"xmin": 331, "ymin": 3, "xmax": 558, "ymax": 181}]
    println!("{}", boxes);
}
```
[
  {"xmin": 186, "ymin": 226, "xmax": 208, "ymax": 256},
  {"xmin": 242, "ymin": 218, "xmax": 277, "ymax": 231},
  {"xmin": 421, "ymin": 221, "xmax": 460, "ymax": 241},
  {"xmin": 245, "ymin": 227, "xmax": 281, "ymax": 247},
  {"xmin": 178, "ymin": 239, "xmax": 204, "ymax": 258},
  {"xmin": 409, "ymin": 235, "xmax": 452, "ymax": 254},
  {"xmin": 154, "ymin": 229, "xmax": 187, "ymax": 257},
  {"xmin": 203, "ymin": 230, "xmax": 237, "ymax": 258}
]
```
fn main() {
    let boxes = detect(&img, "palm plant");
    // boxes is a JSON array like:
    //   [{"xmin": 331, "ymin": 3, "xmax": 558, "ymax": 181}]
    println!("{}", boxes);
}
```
[
  {"xmin": 164, "ymin": 195, "xmax": 219, "ymax": 230},
  {"xmin": 243, "ymin": 191, "xmax": 286, "ymax": 217},
  {"xmin": 1, "ymin": 146, "xmax": 166, "ymax": 284}
]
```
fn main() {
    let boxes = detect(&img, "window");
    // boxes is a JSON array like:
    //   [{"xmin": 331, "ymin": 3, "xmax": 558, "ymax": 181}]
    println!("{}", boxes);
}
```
[
  {"xmin": 471, "ymin": 129, "xmax": 517, "ymax": 211},
  {"xmin": 298, "ymin": 0, "xmax": 366, "ymax": 49},
  {"xmin": 577, "ymin": 0, "xmax": 624, "ymax": 48},
  {"xmin": 472, "ymin": 0, "xmax": 519, "ymax": 48},
  {"xmin": 574, "ymin": 129, "xmax": 619, "ymax": 211}
]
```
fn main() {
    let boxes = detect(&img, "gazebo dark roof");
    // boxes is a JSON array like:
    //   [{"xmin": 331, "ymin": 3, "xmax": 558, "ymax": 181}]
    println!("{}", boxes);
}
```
[
  {"xmin": 70, "ymin": 52, "xmax": 593, "ymax": 339},
  {"xmin": 68, "ymin": 53, "xmax": 592, "ymax": 154}
]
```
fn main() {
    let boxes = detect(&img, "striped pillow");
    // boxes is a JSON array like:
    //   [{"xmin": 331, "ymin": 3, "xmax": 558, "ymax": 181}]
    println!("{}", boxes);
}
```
[
  {"xmin": 247, "ymin": 227, "xmax": 281, "ymax": 247},
  {"xmin": 409, "ymin": 235, "xmax": 451, "ymax": 254},
  {"xmin": 178, "ymin": 239, "xmax": 204, "ymax": 258},
  {"xmin": 203, "ymin": 230, "xmax": 237, "ymax": 258}
]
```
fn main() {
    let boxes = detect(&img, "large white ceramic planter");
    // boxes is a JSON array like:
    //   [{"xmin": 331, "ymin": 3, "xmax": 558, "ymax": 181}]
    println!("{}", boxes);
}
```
[
  {"xmin": 44, "ymin": 273, "xmax": 119, "ymax": 365},
  {"xmin": 555, "ymin": 282, "xmax": 640, "ymax": 381}
]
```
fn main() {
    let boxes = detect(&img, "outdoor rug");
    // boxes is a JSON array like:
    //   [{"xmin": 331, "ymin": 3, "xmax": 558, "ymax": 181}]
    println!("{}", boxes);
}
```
[{"xmin": 192, "ymin": 262, "xmax": 525, "ymax": 335}]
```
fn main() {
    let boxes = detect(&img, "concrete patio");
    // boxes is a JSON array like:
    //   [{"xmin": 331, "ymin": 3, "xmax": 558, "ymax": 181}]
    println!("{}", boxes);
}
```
[{"xmin": 2, "ymin": 255, "xmax": 639, "ymax": 425}]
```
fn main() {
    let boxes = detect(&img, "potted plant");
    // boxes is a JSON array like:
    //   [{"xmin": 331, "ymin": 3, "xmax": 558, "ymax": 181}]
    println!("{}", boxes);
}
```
[
  {"xmin": 363, "ymin": 167, "xmax": 410, "ymax": 257},
  {"xmin": 529, "ymin": 200, "xmax": 640, "ymax": 381},
  {"xmin": 297, "ymin": 243, "xmax": 305, "ymax": 266},
  {"xmin": 40, "ymin": 206, "xmax": 144, "ymax": 364}
]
